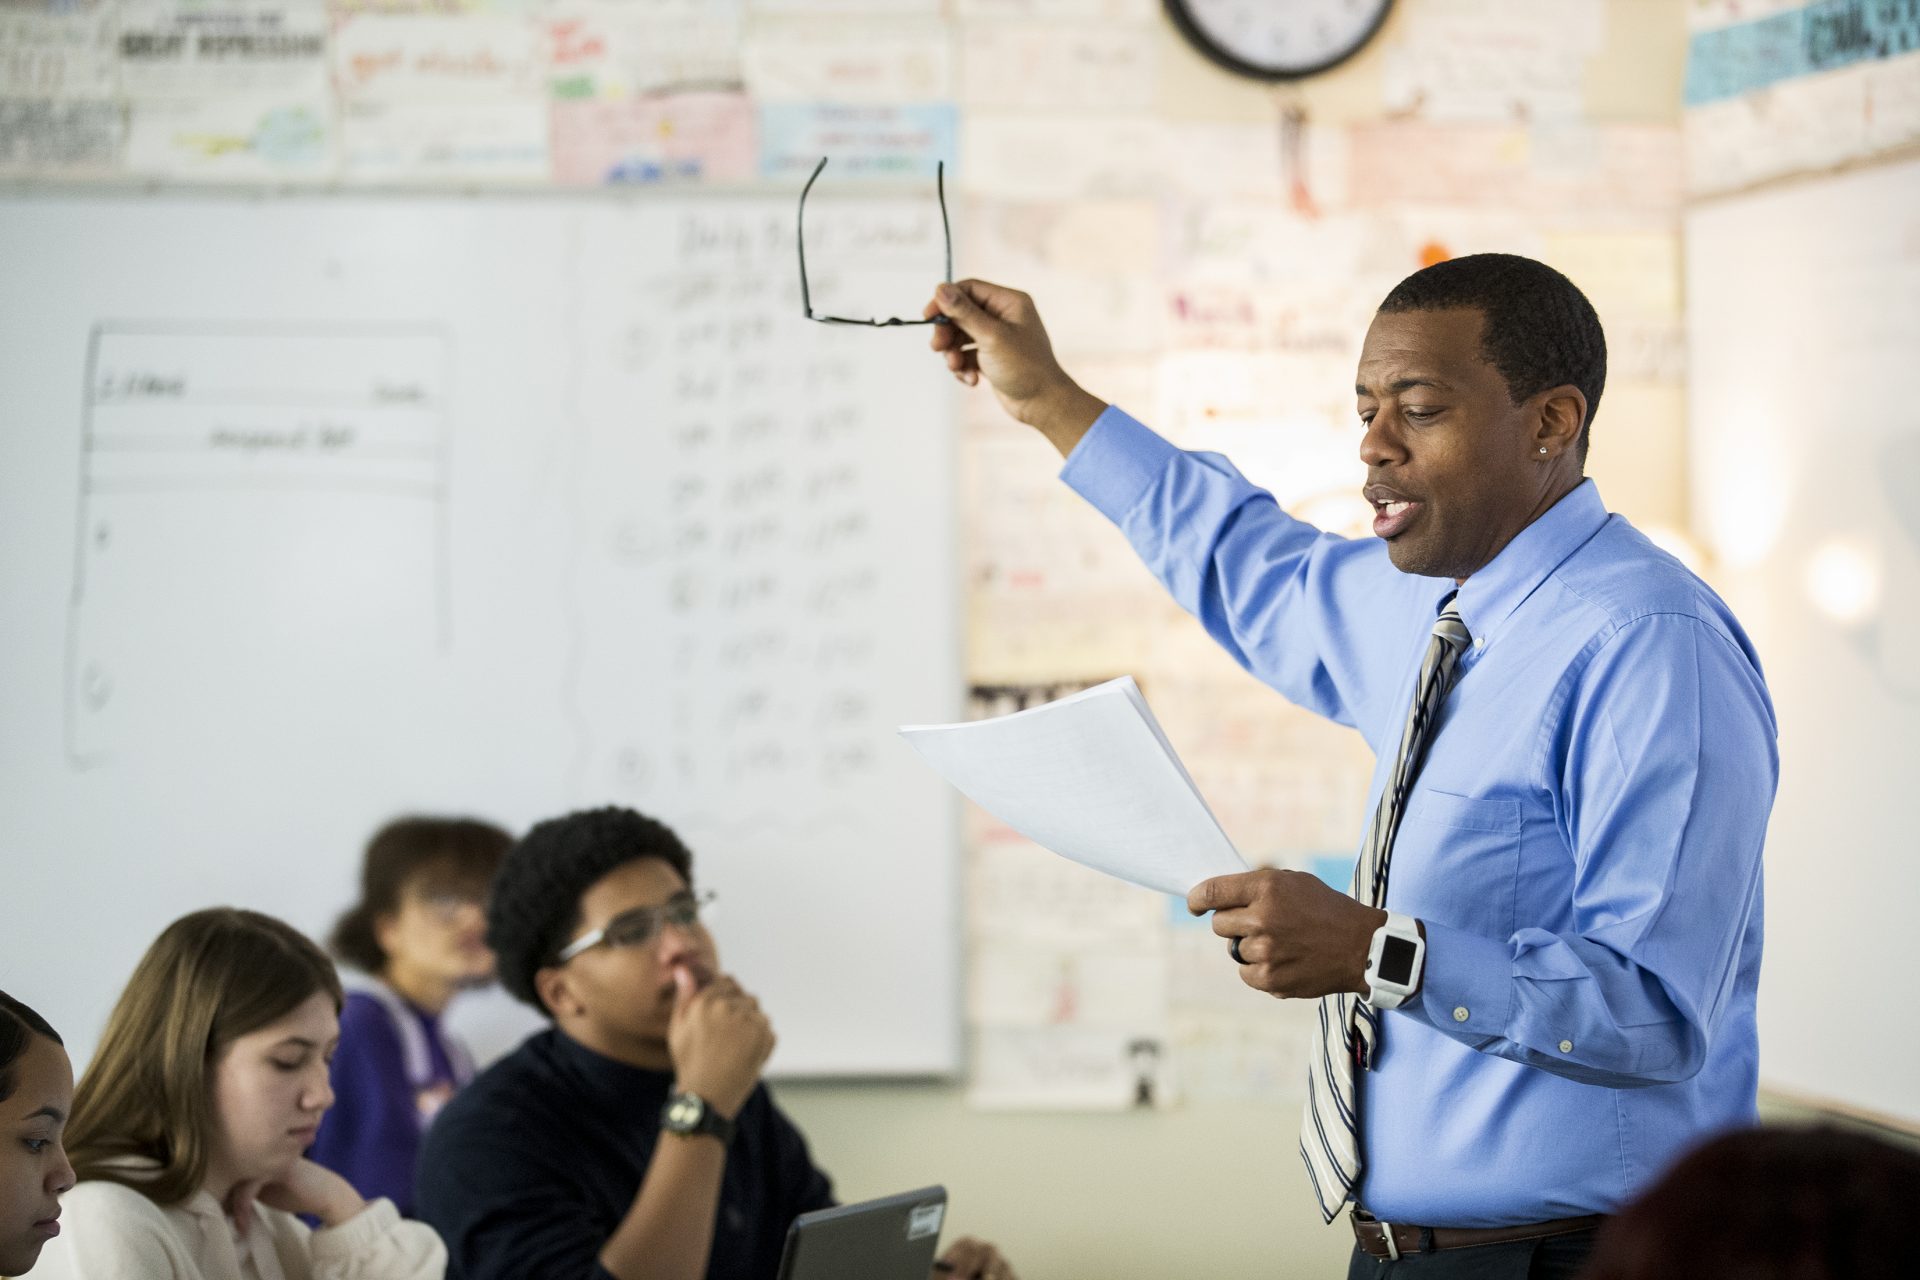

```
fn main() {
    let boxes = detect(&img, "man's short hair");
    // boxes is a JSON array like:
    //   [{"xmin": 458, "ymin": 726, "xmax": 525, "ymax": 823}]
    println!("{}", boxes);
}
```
[
  {"xmin": 487, "ymin": 806, "xmax": 695, "ymax": 1013},
  {"xmin": 1378, "ymin": 253, "xmax": 1607, "ymax": 462}
]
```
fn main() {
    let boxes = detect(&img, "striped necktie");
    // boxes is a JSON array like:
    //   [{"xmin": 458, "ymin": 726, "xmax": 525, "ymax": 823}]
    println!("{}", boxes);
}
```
[{"xmin": 1300, "ymin": 600, "xmax": 1472, "ymax": 1223}]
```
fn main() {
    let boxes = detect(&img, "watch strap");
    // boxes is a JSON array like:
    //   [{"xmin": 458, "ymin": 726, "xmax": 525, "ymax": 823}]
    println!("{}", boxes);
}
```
[
  {"xmin": 661, "ymin": 1090, "xmax": 737, "ymax": 1145},
  {"xmin": 1364, "ymin": 911, "xmax": 1425, "ymax": 1010}
]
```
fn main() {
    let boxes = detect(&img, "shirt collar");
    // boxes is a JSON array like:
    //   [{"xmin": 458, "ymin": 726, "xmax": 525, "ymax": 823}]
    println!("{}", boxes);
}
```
[{"xmin": 1452, "ymin": 480, "xmax": 1609, "ymax": 644}]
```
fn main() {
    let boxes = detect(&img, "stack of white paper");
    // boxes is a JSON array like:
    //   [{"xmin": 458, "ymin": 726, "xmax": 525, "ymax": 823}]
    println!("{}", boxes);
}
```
[{"xmin": 899, "ymin": 676, "xmax": 1247, "ymax": 897}]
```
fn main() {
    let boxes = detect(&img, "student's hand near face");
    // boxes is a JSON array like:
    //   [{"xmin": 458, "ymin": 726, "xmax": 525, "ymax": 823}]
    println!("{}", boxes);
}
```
[
  {"xmin": 935, "ymin": 1235, "xmax": 1017, "ymax": 1280},
  {"xmin": 926, "ymin": 279, "xmax": 1106, "ymax": 457},
  {"xmin": 667, "ymin": 969, "xmax": 775, "ymax": 1119},
  {"xmin": 230, "ymin": 1158, "xmax": 366, "ymax": 1233}
]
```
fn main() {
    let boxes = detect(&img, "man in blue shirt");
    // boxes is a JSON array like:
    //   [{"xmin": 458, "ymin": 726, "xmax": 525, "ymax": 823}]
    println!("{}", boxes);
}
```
[{"xmin": 927, "ymin": 255, "xmax": 1775, "ymax": 1278}]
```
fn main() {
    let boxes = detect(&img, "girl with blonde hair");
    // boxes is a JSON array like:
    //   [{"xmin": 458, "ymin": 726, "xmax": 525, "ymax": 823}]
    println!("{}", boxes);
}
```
[{"xmin": 32, "ymin": 908, "xmax": 444, "ymax": 1280}]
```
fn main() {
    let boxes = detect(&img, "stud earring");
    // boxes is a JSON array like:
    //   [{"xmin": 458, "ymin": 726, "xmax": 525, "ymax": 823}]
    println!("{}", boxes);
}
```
[{"xmin": 1538, "ymin": 446, "xmax": 1549, "ymax": 455}]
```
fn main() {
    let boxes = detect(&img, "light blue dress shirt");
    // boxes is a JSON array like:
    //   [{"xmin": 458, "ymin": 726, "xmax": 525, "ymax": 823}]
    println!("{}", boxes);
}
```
[{"xmin": 1061, "ymin": 407, "xmax": 1776, "ymax": 1226}]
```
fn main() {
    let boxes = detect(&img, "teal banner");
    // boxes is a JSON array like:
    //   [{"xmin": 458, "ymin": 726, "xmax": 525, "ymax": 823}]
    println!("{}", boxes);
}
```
[{"xmin": 1685, "ymin": 0, "xmax": 1920, "ymax": 106}]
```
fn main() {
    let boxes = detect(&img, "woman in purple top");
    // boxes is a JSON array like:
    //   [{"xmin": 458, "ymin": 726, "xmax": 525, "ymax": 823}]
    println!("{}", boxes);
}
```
[{"xmin": 312, "ymin": 816, "xmax": 511, "ymax": 1217}]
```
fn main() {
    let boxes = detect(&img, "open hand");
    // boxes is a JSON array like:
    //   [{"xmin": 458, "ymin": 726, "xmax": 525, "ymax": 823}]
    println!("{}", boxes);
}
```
[{"xmin": 247, "ymin": 1158, "xmax": 366, "ymax": 1229}]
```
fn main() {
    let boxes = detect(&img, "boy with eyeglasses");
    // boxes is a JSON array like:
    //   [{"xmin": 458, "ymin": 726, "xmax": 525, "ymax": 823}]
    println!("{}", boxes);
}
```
[{"xmin": 415, "ymin": 806, "xmax": 1015, "ymax": 1280}]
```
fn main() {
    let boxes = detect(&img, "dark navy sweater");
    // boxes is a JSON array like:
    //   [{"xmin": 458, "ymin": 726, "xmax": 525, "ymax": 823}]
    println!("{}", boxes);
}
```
[{"xmin": 415, "ymin": 1029, "xmax": 833, "ymax": 1280}]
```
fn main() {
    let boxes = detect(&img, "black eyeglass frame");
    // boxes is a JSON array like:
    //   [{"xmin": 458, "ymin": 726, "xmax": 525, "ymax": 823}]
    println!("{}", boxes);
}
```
[{"xmin": 797, "ymin": 156, "xmax": 952, "ymax": 328}]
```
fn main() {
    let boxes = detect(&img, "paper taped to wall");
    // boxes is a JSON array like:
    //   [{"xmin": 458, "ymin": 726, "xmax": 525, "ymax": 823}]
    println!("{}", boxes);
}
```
[{"xmin": 900, "ymin": 676, "xmax": 1246, "ymax": 896}]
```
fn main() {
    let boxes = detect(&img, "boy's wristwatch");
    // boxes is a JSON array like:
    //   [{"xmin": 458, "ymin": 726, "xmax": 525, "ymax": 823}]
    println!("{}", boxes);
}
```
[{"xmin": 662, "ymin": 1091, "xmax": 737, "ymax": 1145}]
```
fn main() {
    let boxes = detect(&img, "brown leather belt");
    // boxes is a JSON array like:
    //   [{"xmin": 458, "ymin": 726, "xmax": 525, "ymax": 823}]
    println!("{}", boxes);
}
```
[{"xmin": 1351, "ymin": 1210, "xmax": 1605, "ymax": 1261}]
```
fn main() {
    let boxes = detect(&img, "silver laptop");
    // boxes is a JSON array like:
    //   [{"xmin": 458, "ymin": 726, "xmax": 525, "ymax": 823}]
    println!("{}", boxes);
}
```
[{"xmin": 776, "ymin": 1186, "xmax": 948, "ymax": 1280}]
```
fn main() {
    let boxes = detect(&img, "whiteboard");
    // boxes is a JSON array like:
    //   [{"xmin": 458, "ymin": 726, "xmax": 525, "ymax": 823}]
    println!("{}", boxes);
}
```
[
  {"xmin": 0, "ymin": 193, "xmax": 961, "ymax": 1077},
  {"xmin": 1685, "ymin": 157, "xmax": 1920, "ymax": 1127}
]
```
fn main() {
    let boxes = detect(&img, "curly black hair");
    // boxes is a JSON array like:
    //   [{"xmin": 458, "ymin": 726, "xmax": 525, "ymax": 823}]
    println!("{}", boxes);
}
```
[
  {"xmin": 487, "ymin": 806, "xmax": 694, "ymax": 1014},
  {"xmin": 1378, "ymin": 253, "xmax": 1607, "ymax": 463}
]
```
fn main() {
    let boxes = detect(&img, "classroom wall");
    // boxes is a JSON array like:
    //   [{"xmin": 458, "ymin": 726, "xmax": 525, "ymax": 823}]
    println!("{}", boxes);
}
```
[
  {"xmin": 1679, "ymin": 1, "xmax": 1920, "ymax": 1139},
  {"xmin": 24, "ymin": 0, "xmax": 1906, "ymax": 1275}
]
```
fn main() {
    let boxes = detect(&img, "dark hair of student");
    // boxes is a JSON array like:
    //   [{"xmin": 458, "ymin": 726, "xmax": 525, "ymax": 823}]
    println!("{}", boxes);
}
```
[
  {"xmin": 1377, "ymin": 252, "xmax": 1608, "ymax": 464},
  {"xmin": 486, "ymin": 806, "xmax": 695, "ymax": 1014},
  {"xmin": 329, "ymin": 815, "xmax": 513, "ymax": 973},
  {"xmin": 1580, "ymin": 1124, "xmax": 1920, "ymax": 1280},
  {"xmin": 0, "ymin": 990, "xmax": 63, "ymax": 1103},
  {"xmin": 65, "ymin": 908, "xmax": 344, "ymax": 1206}
]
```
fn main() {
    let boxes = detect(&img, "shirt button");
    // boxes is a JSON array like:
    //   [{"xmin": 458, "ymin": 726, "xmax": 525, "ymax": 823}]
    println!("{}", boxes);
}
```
[
  {"xmin": 1452, "ymin": 1006, "xmax": 1470, "ymax": 1023},
  {"xmin": 1559, "ymin": 1039, "xmax": 1574, "ymax": 1053},
  {"xmin": 1473, "ymin": 637, "xmax": 1485, "ymax": 650}
]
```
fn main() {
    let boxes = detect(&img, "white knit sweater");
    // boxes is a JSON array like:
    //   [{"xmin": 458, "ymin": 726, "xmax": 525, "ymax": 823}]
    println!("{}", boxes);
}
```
[{"xmin": 32, "ymin": 1179, "xmax": 445, "ymax": 1280}]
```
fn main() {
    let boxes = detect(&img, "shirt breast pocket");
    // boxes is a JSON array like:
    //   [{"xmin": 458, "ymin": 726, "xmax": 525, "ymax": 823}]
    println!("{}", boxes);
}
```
[{"xmin": 1393, "ymin": 789, "xmax": 1523, "ymax": 937}]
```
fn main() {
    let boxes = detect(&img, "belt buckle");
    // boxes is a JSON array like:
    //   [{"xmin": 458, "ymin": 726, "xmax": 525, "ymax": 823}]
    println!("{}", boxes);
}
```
[{"xmin": 1378, "ymin": 1220, "xmax": 1400, "ymax": 1262}]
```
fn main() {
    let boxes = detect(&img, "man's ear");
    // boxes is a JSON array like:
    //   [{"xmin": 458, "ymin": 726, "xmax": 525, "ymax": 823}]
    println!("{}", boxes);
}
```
[
  {"xmin": 1535, "ymin": 384, "xmax": 1588, "ymax": 460},
  {"xmin": 533, "ymin": 965, "xmax": 578, "ymax": 1021}
]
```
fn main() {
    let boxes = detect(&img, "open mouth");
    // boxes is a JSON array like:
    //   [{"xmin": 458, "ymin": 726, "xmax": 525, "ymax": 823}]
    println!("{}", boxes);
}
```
[{"xmin": 1370, "ymin": 497, "xmax": 1422, "ymax": 540}]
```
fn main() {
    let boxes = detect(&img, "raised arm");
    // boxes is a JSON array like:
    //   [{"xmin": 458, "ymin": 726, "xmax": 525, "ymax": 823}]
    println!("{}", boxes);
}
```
[
  {"xmin": 418, "ymin": 974, "xmax": 774, "ymax": 1280},
  {"xmin": 596, "ymin": 974, "xmax": 775, "ymax": 1280},
  {"xmin": 928, "ymin": 277, "xmax": 1430, "ymax": 732}
]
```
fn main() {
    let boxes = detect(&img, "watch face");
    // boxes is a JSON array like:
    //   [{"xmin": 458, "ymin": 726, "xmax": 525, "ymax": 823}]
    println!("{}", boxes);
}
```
[
  {"xmin": 667, "ymin": 1095, "xmax": 703, "ymax": 1128},
  {"xmin": 1378, "ymin": 934, "xmax": 1418, "ymax": 986},
  {"xmin": 1166, "ymin": 0, "xmax": 1395, "ymax": 82}
]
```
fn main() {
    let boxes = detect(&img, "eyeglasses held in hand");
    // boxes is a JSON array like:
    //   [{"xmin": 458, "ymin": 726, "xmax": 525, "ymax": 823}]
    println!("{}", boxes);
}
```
[
  {"xmin": 554, "ymin": 890, "xmax": 717, "ymax": 963},
  {"xmin": 798, "ymin": 156, "xmax": 952, "ymax": 328}
]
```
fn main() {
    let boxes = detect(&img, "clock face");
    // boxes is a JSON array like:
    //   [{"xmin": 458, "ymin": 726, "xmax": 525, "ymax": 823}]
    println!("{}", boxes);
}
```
[{"xmin": 1166, "ymin": 0, "xmax": 1395, "ymax": 82}]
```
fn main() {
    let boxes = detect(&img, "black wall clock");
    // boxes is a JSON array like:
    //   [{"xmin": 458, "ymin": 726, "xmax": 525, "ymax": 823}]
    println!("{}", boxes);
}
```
[{"xmin": 1165, "ymin": 0, "xmax": 1396, "ymax": 82}]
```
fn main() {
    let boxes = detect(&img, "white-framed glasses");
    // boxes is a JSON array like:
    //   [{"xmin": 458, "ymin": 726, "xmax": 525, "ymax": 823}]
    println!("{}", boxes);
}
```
[{"xmin": 553, "ymin": 889, "xmax": 716, "ymax": 964}]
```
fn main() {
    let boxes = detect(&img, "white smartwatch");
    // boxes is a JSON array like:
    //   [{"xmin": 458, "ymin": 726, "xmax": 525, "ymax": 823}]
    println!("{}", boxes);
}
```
[{"xmin": 1363, "ymin": 912, "xmax": 1425, "ymax": 1009}]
